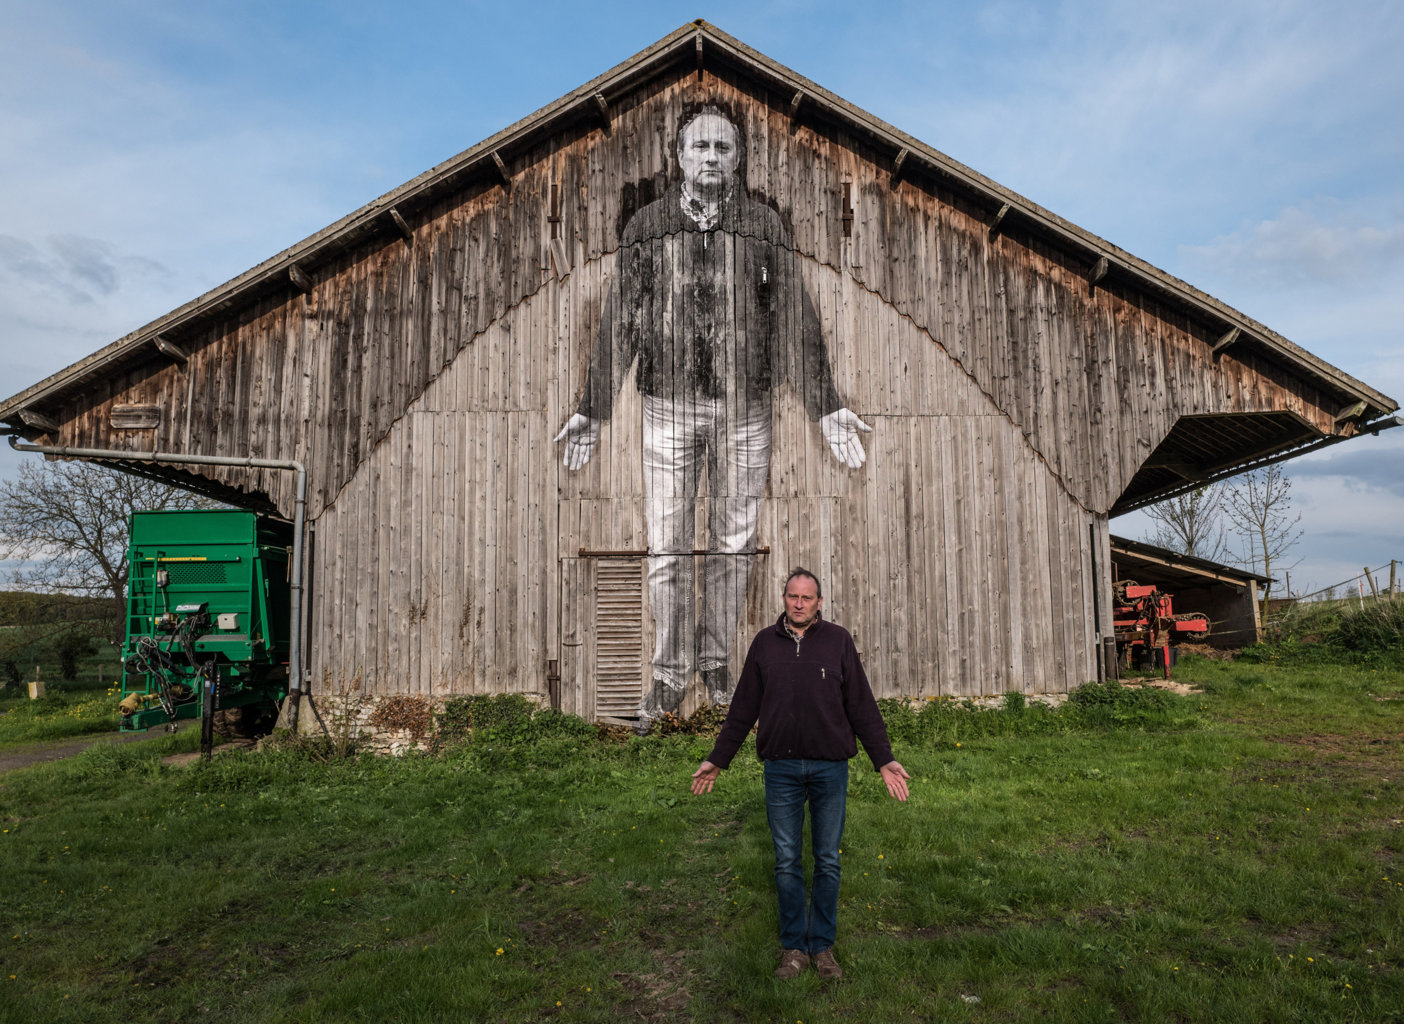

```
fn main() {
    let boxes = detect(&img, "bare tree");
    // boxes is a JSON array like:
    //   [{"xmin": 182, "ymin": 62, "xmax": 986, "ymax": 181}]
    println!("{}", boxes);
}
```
[
  {"xmin": 1224, "ymin": 464, "xmax": 1302, "ymax": 618},
  {"xmin": 1141, "ymin": 482, "xmax": 1230, "ymax": 562},
  {"xmin": 0, "ymin": 459, "xmax": 216, "ymax": 637}
]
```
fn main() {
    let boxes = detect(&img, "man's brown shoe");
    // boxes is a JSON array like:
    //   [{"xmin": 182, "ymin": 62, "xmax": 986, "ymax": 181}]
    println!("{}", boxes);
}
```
[
  {"xmin": 774, "ymin": 949, "xmax": 810, "ymax": 979},
  {"xmin": 813, "ymin": 949, "xmax": 843, "ymax": 980}
]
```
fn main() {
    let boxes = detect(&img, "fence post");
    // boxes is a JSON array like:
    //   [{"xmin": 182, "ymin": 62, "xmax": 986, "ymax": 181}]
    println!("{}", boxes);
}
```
[
  {"xmin": 1364, "ymin": 567, "xmax": 1379, "ymax": 600},
  {"xmin": 1391, "ymin": 559, "xmax": 1398, "ymax": 601}
]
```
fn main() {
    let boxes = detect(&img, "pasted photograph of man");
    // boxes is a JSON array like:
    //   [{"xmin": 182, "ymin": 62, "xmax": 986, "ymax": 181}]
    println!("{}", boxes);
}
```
[{"xmin": 556, "ymin": 103, "xmax": 871, "ymax": 728}]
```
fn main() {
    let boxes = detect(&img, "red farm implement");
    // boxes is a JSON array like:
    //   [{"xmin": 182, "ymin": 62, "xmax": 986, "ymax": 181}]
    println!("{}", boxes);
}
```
[{"xmin": 1112, "ymin": 581, "xmax": 1209, "ymax": 678}]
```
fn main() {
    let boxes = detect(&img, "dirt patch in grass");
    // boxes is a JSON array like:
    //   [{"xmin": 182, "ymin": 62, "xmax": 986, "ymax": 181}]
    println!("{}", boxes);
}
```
[
  {"xmin": 1265, "ymin": 732, "xmax": 1403, "ymax": 770},
  {"xmin": 1119, "ymin": 675, "xmax": 1204, "ymax": 696},
  {"xmin": 0, "ymin": 730, "xmax": 150, "ymax": 773},
  {"xmin": 611, "ymin": 949, "xmax": 692, "ymax": 1021}
]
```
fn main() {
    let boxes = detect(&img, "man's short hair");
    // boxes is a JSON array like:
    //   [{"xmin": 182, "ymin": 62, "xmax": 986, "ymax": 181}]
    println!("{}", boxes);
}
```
[{"xmin": 784, "ymin": 566, "xmax": 822, "ymax": 599}]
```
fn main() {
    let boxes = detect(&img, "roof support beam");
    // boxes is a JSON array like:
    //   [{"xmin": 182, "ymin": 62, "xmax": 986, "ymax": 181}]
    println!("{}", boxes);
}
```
[
  {"xmin": 988, "ymin": 203, "xmax": 1012, "ymax": 238},
  {"xmin": 591, "ymin": 93, "xmax": 611, "ymax": 134},
  {"xmin": 889, "ymin": 148, "xmax": 909, "ymax": 190},
  {"xmin": 1088, "ymin": 256, "xmax": 1110, "ymax": 289},
  {"xmin": 1142, "ymin": 454, "xmax": 1199, "ymax": 480},
  {"xmin": 152, "ymin": 336, "xmax": 189, "ymax": 365},
  {"xmin": 1335, "ymin": 400, "xmax": 1367, "ymax": 427},
  {"xmin": 1211, "ymin": 326, "xmax": 1240, "ymax": 361},
  {"xmin": 490, "ymin": 151, "xmax": 512, "ymax": 189},
  {"xmin": 18, "ymin": 409, "xmax": 59, "ymax": 434},
  {"xmin": 695, "ymin": 34, "xmax": 704, "ymax": 79},
  {"xmin": 788, "ymin": 90, "xmax": 804, "ymax": 132},
  {"xmin": 288, "ymin": 264, "xmax": 313, "ymax": 294},
  {"xmin": 388, "ymin": 206, "xmax": 413, "ymax": 242}
]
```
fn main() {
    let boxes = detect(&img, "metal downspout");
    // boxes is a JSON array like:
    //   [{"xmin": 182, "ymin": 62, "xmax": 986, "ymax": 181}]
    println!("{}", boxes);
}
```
[{"xmin": 6, "ymin": 437, "xmax": 309, "ymax": 730}]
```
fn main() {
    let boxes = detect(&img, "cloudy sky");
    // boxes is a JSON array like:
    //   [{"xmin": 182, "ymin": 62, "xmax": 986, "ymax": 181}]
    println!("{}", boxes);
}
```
[{"xmin": 2, "ymin": 0, "xmax": 1401, "ymax": 595}]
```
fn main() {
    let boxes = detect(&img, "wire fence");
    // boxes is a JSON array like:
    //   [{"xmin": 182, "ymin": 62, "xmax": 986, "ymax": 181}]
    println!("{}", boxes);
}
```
[{"xmin": 1276, "ymin": 559, "xmax": 1401, "ymax": 606}]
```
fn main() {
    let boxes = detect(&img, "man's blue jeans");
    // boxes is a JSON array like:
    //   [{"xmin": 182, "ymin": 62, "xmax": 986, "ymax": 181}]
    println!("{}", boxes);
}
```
[{"xmin": 764, "ymin": 758, "xmax": 849, "ymax": 955}]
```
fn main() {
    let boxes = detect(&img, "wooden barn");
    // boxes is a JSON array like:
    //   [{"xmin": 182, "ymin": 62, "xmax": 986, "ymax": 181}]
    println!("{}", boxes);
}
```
[{"xmin": 2, "ymin": 22, "xmax": 1397, "ymax": 727}]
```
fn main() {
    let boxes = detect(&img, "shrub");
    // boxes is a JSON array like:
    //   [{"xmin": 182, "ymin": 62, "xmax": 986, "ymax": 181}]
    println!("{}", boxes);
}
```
[
  {"xmin": 434, "ymin": 693, "xmax": 592, "ymax": 747},
  {"xmin": 1066, "ymin": 679, "xmax": 1176, "ymax": 727},
  {"xmin": 1252, "ymin": 597, "xmax": 1404, "ymax": 666},
  {"xmin": 1333, "ymin": 600, "xmax": 1404, "ymax": 660}
]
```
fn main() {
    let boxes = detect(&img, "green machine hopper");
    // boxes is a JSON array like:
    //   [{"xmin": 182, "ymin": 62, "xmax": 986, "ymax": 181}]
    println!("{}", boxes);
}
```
[{"xmin": 119, "ymin": 510, "xmax": 292, "ymax": 744}]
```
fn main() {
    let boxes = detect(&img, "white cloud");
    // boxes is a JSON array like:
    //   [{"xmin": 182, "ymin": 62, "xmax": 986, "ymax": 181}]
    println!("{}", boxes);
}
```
[{"xmin": 1182, "ymin": 200, "xmax": 1404, "ymax": 289}]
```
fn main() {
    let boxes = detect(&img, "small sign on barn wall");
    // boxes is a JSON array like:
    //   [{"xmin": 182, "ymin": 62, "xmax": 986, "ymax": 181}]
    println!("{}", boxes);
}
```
[{"xmin": 110, "ymin": 404, "xmax": 162, "ymax": 430}]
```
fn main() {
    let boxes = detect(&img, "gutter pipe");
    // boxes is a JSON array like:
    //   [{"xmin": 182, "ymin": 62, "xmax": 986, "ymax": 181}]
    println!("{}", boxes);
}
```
[{"xmin": 6, "ymin": 436, "xmax": 309, "ymax": 731}]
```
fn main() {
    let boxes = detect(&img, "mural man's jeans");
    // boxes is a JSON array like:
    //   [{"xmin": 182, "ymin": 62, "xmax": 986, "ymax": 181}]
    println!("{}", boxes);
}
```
[
  {"xmin": 641, "ymin": 394, "xmax": 771, "ymax": 713},
  {"xmin": 764, "ymin": 758, "xmax": 849, "ymax": 955}
]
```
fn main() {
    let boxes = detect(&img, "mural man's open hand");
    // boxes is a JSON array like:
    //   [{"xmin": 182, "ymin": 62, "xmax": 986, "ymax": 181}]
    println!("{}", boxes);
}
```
[
  {"xmin": 820, "ymin": 408, "xmax": 873, "ymax": 469},
  {"xmin": 555, "ymin": 413, "xmax": 602, "ymax": 470}
]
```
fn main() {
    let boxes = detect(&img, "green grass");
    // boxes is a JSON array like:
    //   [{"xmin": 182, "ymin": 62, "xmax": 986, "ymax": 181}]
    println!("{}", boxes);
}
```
[
  {"xmin": 1, "ymin": 662, "xmax": 1401, "ymax": 1023},
  {"xmin": 0, "ymin": 684, "xmax": 123, "ymax": 747}
]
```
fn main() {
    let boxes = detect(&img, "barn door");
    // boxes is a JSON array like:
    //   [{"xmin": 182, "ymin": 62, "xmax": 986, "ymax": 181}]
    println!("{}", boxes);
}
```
[{"xmin": 558, "ymin": 555, "xmax": 647, "ymax": 721}]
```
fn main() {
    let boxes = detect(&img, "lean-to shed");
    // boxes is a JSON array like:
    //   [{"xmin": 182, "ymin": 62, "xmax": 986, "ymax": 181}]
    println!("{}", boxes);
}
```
[{"xmin": 2, "ymin": 22, "xmax": 1397, "ymax": 725}]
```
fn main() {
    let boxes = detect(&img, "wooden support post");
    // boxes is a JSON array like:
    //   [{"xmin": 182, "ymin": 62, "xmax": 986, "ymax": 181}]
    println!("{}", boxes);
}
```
[
  {"xmin": 889, "ymin": 148, "xmax": 909, "ymax": 190},
  {"xmin": 1364, "ymin": 566, "xmax": 1379, "ymax": 600},
  {"xmin": 840, "ymin": 182, "xmax": 853, "ymax": 238},
  {"xmin": 695, "ymin": 34, "xmax": 704, "ymax": 79},
  {"xmin": 788, "ymin": 90, "xmax": 804, "ymax": 132},
  {"xmin": 490, "ymin": 150, "xmax": 512, "ymax": 189},
  {"xmin": 591, "ymin": 93, "xmax": 611, "ymax": 134},
  {"xmin": 17, "ymin": 408, "xmax": 59, "ymax": 434},
  {"xmin": 152, "ymin": 335, "xmax": 190, "ymax": 365},
  {"xmin": 988, "ymin": 202, "xmax": 1011, "ymax": 238},
  {"xmin": 1390, "ymin": 559, "xmax": 1397, "ymax": 600},
  {"xmin": 288, "ymin": 264, "xmax": 312, "ymax": 294},
  {"xmin": 1088, "ymin": 256, "xmax": 1110, "ymax": 288},
  {"xmin": 1211, "ymin": 326, "xmax": 1240, "ymax": 361},
  {"xmin": 388, "ymin": 206, "xmax": 413, "ymax": 242}
]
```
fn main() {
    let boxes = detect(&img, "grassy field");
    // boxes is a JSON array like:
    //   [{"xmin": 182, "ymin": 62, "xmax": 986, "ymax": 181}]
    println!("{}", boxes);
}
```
[{"xmin": 1, "ymin": 654, "xmax": 1400, "ymax": 1023}]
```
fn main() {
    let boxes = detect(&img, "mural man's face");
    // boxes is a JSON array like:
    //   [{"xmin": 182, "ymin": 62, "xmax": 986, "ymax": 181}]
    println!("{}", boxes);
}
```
[
  {"xmin": 678, "ymin": 113, "xmax": 740, "ymax": 199},
  {"xmin": 783, "ymin": 575, "xmax": 823, "ymax": 633}
]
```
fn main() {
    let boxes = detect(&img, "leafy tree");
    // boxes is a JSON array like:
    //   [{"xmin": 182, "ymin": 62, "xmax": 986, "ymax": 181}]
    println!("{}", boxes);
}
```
[
  {"xmin": 1141, "ymin": 482, "xmax": 1230, "ymax": 562},
  {"xmin": 1224, "ymin": 464, "xmax": 1302, "ymax": 618},
  {"xmin": 0, "ymin": 460, "xmax": 216, "ymax": 639}
]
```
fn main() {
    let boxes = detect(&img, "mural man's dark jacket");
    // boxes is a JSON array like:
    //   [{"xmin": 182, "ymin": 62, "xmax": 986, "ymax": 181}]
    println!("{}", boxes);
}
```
[
  {"xmin": 575, "ymin": 182, "xmax": 843, "ymax": 422},
  {"xmin": 706, "ymin": 613, "xmax": 894, "ymax": 771}
]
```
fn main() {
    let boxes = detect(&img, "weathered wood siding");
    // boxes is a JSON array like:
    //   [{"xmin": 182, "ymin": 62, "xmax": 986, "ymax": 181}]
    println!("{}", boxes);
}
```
[{"xmin": 43, "ymin": 65, "xmax": 1350, "ymax": 705}]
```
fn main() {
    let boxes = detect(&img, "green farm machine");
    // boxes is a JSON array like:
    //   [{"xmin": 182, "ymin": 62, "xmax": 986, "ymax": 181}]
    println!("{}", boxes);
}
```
[{"xmin": 119, "ymin": 510, "xmax": 293, "ymax": 752}]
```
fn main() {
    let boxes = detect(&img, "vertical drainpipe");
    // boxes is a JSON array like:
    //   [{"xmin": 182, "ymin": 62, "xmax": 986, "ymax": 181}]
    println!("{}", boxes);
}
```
[{"xmin": 6, "ymin": 437, "xmax": 309, "ymax": 730}]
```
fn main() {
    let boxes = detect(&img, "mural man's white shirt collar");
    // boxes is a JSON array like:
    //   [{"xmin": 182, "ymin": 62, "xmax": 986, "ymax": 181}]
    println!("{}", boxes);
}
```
[{"xmin": 680, "ymin": 180, "xmax": 731, "ymax": 231}]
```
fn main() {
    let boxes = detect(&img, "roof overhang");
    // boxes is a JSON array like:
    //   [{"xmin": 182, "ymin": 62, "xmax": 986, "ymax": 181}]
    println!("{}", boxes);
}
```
[
  {"xmin": 2, "ymin": 20, "xmax": 1398, "ymax": 442},
  {"xmin": 1112, "ymin": 410, "xmax": 1404, "ymax": 515},
  {"xmin": 1110, "ymin": 535, "xmax": 1271, "ymax": 590}
]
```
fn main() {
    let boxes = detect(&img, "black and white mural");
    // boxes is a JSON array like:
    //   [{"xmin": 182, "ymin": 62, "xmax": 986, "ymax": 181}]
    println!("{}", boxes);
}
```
[{"xmin": 556, "ymin": 105, "xmax": 870, "ymax": 721}]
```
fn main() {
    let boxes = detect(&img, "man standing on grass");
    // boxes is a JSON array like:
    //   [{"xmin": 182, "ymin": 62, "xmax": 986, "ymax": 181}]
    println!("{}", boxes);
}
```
[{"xmin": 690, "ymin": 567, "xmax": 909, "ymax": 980}]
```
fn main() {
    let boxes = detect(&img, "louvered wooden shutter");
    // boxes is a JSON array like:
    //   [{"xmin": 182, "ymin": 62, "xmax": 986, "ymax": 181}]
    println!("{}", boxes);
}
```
[{"xmin": 593, "ymin": 558, "xmax": 644, "ymax": 716}]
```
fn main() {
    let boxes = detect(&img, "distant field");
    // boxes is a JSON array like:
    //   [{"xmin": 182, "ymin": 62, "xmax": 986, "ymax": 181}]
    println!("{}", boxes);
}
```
[{"xmin": 1, "ymin": 654, "xmax": 1400, "ymax": 1023}]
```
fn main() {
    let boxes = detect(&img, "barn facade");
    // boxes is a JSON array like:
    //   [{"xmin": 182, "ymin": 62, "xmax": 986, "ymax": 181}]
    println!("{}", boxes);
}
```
[{"xmin": 2, "ymin": 23, "xmax": 1397, "ymax": 724}]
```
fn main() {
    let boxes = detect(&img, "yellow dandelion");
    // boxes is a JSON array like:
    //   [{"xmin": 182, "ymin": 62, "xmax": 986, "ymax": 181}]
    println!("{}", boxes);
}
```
[{"xmin": 495, "ymin": 947, "xmax": 504, "ymax": 956}]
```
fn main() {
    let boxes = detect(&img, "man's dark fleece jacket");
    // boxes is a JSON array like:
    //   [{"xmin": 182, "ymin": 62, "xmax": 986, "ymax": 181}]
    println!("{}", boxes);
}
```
[{"xmin": 706, "ymin": 614, "xmax": 894, "ymax": 772}]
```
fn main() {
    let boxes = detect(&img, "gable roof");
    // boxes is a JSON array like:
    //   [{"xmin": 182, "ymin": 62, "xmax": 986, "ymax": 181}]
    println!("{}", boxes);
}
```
[{"xmin": 2, "ymin": 21, "xmax": 1397, "ymax": 497}]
